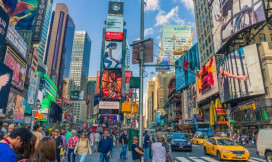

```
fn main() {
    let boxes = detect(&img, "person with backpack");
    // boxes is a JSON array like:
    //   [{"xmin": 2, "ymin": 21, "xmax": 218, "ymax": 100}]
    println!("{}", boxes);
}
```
[
  {"xmin": 74, "ymin": 132, "xmax": 92, "ymax": 162},
  {"xmin": 132, "ymin": 136, "xmax": 144, "ymax": 162},
  {"xmin": 151, "ymin": 132, "xmax": 167, "ymax": 162}
]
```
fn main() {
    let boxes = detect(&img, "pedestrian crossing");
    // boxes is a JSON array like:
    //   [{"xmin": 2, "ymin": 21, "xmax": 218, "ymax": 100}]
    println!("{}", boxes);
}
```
[{"xmin": 175, "ymin": 156, "xmax": 266, "ymax": 162}]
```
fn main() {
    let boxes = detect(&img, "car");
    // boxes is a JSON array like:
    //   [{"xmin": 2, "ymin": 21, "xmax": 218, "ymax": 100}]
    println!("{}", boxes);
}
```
[
  {"xmin": 171, "ymin": 133, "xmax": 192, "ymax": 152},
  {"xmin": 257, "ymin": 129, "xmax": 272, "ymax": 162},
  {"xmin": 191, "ymin": 136, "xmax": 206, "ymax": 145},
  {"xmin": 203, "ymin": 137, "xmax": 250, "ymax": 161}
]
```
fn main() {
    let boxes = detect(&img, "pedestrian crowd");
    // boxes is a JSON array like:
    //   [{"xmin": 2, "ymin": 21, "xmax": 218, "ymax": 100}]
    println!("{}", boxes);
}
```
[{"xmin": 229, "ymin": 133, "xmax": 258, "ymax": 146}]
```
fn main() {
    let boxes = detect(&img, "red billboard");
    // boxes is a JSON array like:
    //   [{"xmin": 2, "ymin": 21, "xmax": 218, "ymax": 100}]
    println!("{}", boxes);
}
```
[
  {"xmin": 125, "ymin": 71, "xmax": 132, "ymax": 97},
  {"xmin": 105, "ymin": 31, "xmax": 123, "ymax": 40},
  {"xmin": 101, "ymin": 70, "xmax": 122, "ymax": 100},
  {"xmin": 96, "ymin": 71, "xmax": 100, "ymax": 94}
]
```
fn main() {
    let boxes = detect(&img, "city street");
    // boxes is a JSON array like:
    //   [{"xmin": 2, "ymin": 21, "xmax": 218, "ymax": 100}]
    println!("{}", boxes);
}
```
[{"xmin": 65, "ymin": 144, "xmax": 265, "ymax": 162}]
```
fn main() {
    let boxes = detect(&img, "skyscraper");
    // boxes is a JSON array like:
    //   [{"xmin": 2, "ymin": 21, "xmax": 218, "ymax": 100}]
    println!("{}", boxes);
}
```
[
  {"xmin": 68, "ymin": 31, "xmax": 91, "ymax": 98},
  {"xmin": 44, "ymin": 3, "xmax": 75, "ymax": 96},
  {"xmin": 159, "ymin": 25, "xmax": 191, "ymax": 73}
]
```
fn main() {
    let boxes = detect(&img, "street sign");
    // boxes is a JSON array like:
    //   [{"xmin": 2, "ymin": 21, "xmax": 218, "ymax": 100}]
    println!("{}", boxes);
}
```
[{"xmin": 132, "ymin": 39, "xmax": 154, "ymax": 64}]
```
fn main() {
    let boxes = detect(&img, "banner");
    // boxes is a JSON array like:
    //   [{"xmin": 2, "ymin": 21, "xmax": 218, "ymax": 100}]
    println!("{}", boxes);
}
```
[
  {"xmin": 5, "ymin": 91, "xmax": 17, "ymax": 123},
  {"xmin": 102, "ymin": 70, "xmax": 122, "ymax": 100},
  {"xmin": 70, "ymin": 90, "xmax": 80, "ymax": 100},
  {"xmin": 105, "ymin": 15, "xmax": 123, "ymax": 40},
  {"xmin": 99, "ymin": 101, "xmax": 120, "ymax": 109},
  {"xmin": 0, "ymin": 5, "xmax": 9, "ymax": 56},
  {"xmin": 155, "ymin": 56, "xmax": 170, "ymax": 71},
  {"xmin": 125, "ymin": 71, "xmax": 132, "ymax": 97},
  {"xmin": 196, "ymin": 56, "xmax": 219, "ymax": 102},
  {"xmin": 217, "ymin": 44, "xmax": 264, "ymax": 102},
  {"xmin": 27, "ymin": 70, "xmax": 38, "ymax": 104},
  {"xmin": 104, "ymin": 41, "xmax": 122, "ymax": 69},
  {"xmin": 210, "ymin": 0, "xmax": 266, "ymax": 53},
  {"xmin": 13, "ymin": 95, "xmax": 25, "ymax": 123},
  {"xmin": 187, "ymin": 84, "xmax": 197, "ymax": 119},
  {"xmin": 32, "ymin": 0, "xmax": 48, "ymax": 42},
  {"xmin": 175, "ymin": 43, "xmax": 199, "ymax": 91},
  {"xmin": 4, "ymin": 47, "xmax": 27, "ymax": 90}
]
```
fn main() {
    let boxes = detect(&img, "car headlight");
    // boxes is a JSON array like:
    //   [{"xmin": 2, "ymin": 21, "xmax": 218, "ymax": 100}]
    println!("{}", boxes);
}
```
[
  {"xmin": 245, "ymin": 149, "xmax": 249, "ymax": 154},
  {"xmin": 221, "ymin": 149, "xmax": 229, "ymax": 153},
  {"xmin": 187, "ymin": 141, "xmax": 191, "ymax": 145},
  {"xmin": 171, "ymin": 141, "xmax": 176, "ymax": 144}
]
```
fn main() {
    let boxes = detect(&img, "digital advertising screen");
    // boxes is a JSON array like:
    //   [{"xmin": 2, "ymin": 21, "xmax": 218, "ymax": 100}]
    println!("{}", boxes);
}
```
[
  {"xmin": 217, "ymin": 44, "xmax": 265, "ymax": 103},
  {"xmin": 5, "ymin": 91, "xmax": 17, "ymax": 123},
  {"xmin": 102, "ymin": 70, "xmax": 122, "ymax": 100},
  {"xmin": 196, "ymin": 56, "xmax": 219, "ymax": 102},
  {"xmin": 13, "ymin": 95, "xmax": 25, "ymax": 123},
  {"xmin": 210, "ymin": 0, "xmax": 266, "ymax": 53},
  {"xmin": 175, "ymin": 43, "xmax": 199, "ymax": 91},
  {"xmin": 104, "ymin": 41, "xmax": 122, "ymax": 69},
  {"xmin": 155, "ymin": 56, "xmax": 170, "ymax": 71}
]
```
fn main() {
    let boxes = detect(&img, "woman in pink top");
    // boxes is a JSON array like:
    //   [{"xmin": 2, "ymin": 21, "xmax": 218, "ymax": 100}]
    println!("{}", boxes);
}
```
[
  {"xmin": 89, "ymin": 132, "xmax": 95, "ymax": 146},
  {"xmin": 67, "ymin": 130, "xmax": 78, "ymax": 162}
]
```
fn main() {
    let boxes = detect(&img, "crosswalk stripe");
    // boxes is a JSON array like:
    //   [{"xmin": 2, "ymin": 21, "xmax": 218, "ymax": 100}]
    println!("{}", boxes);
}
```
[
  {"xmin": 188, "ymin": 157, "xmax": 206, "ymax": 162},
  {"xmin": 251, "ymin": 157, "xmax": 266, "ymax": 162},
  {"xmin": 201, "ymin": 156, "xmax": 218, "ymax": 162},
  {"xmin": 176, "ymin": 157, "xmax": 191, "ymax": 162}
]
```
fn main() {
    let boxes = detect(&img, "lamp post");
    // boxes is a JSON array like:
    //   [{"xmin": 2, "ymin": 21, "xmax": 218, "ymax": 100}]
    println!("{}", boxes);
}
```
[{"xmin": 226, "ymin": 107, "xmax": 231, "ymax": 138}]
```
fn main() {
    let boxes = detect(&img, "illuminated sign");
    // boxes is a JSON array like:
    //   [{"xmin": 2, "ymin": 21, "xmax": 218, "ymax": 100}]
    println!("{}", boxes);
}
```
[
  {"xmin": 240, "ymin": 103, "xmax": 256, "ymax": 111},
  {"xmin": 105, "ymin": 31, "xmax": 123, "ymax": 40}
]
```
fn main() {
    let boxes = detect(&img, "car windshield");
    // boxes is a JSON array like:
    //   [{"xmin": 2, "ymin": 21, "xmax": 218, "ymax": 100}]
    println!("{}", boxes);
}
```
[
  {"xmin": 173, "ymin": 134, "xmax": 190, "ymax": 139},
  {"xmin": 198, "ymin": 136, "xmax": 205, "ymax": 139},
  {"xmin": 217, "ymin": 139, "xmax": 237, "ymax": 146}
]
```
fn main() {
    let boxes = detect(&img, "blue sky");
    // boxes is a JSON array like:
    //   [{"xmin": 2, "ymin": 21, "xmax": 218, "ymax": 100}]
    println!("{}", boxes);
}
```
[{"xmin": 52, "ymin": 0, "xmax": 196, "ymax": 76}]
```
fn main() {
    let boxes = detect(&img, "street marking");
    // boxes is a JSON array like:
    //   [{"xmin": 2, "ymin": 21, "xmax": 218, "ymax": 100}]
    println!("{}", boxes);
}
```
[
  {"xmin": 176, "ymin": 157, "xmax": 191, "ymax": 162},
  {"xmin": 251, "ymin": 157, "xmax": 266, "ymax": 162},
  {"xmin": 201, "ymin": 156, "xmax": 218, "ymax": 162},
  {"xmin": 188, "ymin": 157, "xmax": 205, "ymax": 162}
]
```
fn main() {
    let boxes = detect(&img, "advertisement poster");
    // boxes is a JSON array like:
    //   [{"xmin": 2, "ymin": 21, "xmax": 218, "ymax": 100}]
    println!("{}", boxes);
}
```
[
  {"xmin": 125, "ymin": 71, "xmax": 132, "ymax": 97},
  {"xmin": 5, "ymin": 91, "xmax": 16, "ymax": 123},
  {"xmin": 27, "ymin": 70, "xmax": 38, "ymax": 104},
  {"xmin": 210, "ymin": 0, "xmax": 266, "ymax": 53},
  {"xmin": 13, "ymin": 95, "xmax": 25, "ymax": 123},
  {"xmin": 4, "ymin": 47, "xmax": 27, "ymax": 89},
  {"xmin": 196, "ymin": 56, "xmax": 219, "ymax": 102},
  {"xmin": 155, "ymin": 56, "xmax": 170, "ymax": 71},
  {"xmin": 175, "ymin": 43, "xmax": 199, "ymax": 91},
  {"xmin": 217, "ymin": 44, "xmax": 264, "ymax": 102},
  {"xmin": 102, "ymin": 70, "xmax": 122, "ymax": 100},
  {"xmin": 187, "ymin": 84, "xmax": 197, "ymax": 119},
  {"xmin": 96, "ymin": 71, "xmax": 100, "ymax": 94},
  {"xmin": 104, "ymin": 41, "xmax": 122, "ymax": 69},
  {"xmin": 105, "ymin": 16, "xmax": 123, "ymax": 40},
  {"xmin": 0, "ymin": 5, "xmax": 9, "ymax": 57},
  {"xmin": 0, "ymin": 0, "xmax": 38, "ymax": 30},
  {"xmin": 108, "ymin": 2, "xmax": 124, "ymax": 15},
  {"xmin": 0, "ymin": 62, "xmax": 13, "ymax": 115},
  {"xmin": 32, "ymin": 0, "xmax": 48, "ymax": 41},
  {"xmin": 70, "ymin": 90, "xmax": 80, "ymax": 100}
]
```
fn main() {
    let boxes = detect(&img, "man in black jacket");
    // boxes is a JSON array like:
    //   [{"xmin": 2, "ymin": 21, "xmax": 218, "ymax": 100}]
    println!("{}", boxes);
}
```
[
  {"xmin": 120, "ymin": 130, "xmax": 128, "ymax": 159},
  {"xmin": 98, "ymin": 130, "xmax": 113, "ymax": 162}
]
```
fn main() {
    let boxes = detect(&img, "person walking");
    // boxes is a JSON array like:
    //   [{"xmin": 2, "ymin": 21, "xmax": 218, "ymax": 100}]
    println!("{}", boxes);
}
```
[
  {"xmin": 67, "ymin": 130, "xmax": 78, "ymax": 162},
  {"xmin": 120, "ymin": 130, "xmax": 128, "ymax": 160},
  {"xmin": 34, "ymin": 137, "xmax": 56, "ymax": 162},
  {"xmin": 132, "ymin": 136, "xmax": 144, "ymax": 162},
  {"xmin": 144, "ymin": 132, "xmax": 151, "ymax": 161},
  {"xmin": 151, "ymin": 132, "xmax": 168, "ymax": 162},
  {"xmin": 15, "ymin": 134, "xmax": 37, "ymax": 162},
  {"xmin": 98, "ymin": 130, "xmax": 113, "ymax": 162},
  {"xmin": 116, "ymin": 132, "xmax": 120, "ymax": 146},
  {"xmin": 53, "ymin": 129, "xmax": 63, "ymax": 162},
  {"xmin": 109, "ymin": 131, "xmax": 115, "ymax": 158},
  {"xmin": 0, "ymin": 127, "xmax": 33, "ymax": 162},
  {"xmin": 253, "ymin": 133, "xmax": 257, "ymax": 146},
  {"xmin": 94, "ymin": 131, "xmax": 101, "ymax": 152},
  {"xmin": 32, "ymin": 124, "xmax": 43, "ymax": 149},
  {"xmin": 66, "ymin": 129, "xmax": 72, "ymax": 145},
  {"xmin": 74, "ymin": 132, "xmax": 92, "ymax": 162},
  {"xmin": 60, "ymin": 132, "xmax": 67, "ymax": 162},
  {"xmin": 89, "ymin": 132, "xmax": 95, "ymax": 147},
  {"xmin": 8, "ymin": 124, "xmax": 14, "ymax": 136}
]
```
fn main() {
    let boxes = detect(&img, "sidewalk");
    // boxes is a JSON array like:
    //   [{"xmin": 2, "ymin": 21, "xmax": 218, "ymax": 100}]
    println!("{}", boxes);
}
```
[{"xmin": 65, "ymin": 145, "xmax": 133, "ymax": 162}]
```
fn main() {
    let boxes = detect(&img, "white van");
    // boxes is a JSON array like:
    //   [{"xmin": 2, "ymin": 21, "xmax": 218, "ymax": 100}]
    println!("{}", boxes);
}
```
[{"xmin": 257, "ymin": 129, "xmax": 272, "ymax": 162}]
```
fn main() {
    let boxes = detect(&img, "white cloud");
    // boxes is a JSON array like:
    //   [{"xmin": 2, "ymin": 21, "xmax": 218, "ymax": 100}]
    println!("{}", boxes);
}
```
[
  {"xmin": 179, "ymin": 0, "xmax": 194, "ymax": 11},
  {"xmin": 156, "ymin": 35, "xmax": 161, "ymax": 40},
  {"xmin": 144, "ymin": 28, "xmax": 154, "ymax": 37},
  {"xmin": 155, "ymin": 6, "xmax": 185, "ymax": 27},
  {"xmin": 145, "ymin": 0, "xmax": 160, "ymax": 11}
]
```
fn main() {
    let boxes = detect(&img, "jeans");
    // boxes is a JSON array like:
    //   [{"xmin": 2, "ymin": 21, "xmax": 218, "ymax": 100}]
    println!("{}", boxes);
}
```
[
  {"xmin": 79, "ymin": 154, "xmax": 87, "ymax": 162},
  {"xmin": 120, "ymin": 144, "xmax": 127, "ymax": 158},
  {"xmin": 104, "ymin": 59, "xmax": 113, "ymax": 68},
  {"xmin": 95, "ymin": 142, "xmax": 99, "ymax": 151},
  {"xmin": 99, "ymin": 153, "xmax": 109, "ymax": 162},
  {"xmin": 67, "ymin": 148, "xmax": 76, "ymax": 162},
  {"xmin": 144, "ymin": 147, "xmax": 149, "ymax": 160}
]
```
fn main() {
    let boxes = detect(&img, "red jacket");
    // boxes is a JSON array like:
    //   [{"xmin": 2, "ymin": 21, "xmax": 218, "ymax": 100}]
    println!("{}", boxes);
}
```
[{"xmin": 68, "ymin": 136, "xmax": 79, "ymax": 148}]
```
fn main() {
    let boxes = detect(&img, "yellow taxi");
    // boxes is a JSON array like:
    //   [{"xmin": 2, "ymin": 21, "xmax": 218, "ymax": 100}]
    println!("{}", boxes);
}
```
[
  {"xmin": 203, "ymin": 137, "xmax": 250, "ymax": 161},
  {"xmin": 191, "ymin": 136, "xmax": 206, "ymax": 145}
]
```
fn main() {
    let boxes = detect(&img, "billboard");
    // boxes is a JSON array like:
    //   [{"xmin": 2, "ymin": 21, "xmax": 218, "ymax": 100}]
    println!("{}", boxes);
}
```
[
  {"xmin": 0, "ymin": 5, "xmax": 9, "ymax": 56},
  {"xmin": 13, "ymin": 95, "xmax": 25, "ymax": 123},
  {"xmin": 196, "ymin": 56, "xmax": 219, "ymax": 102},
  {"xmin": 132, "ymin": 39, "xmax": 154, "ymax": 64},
  {"xmin": 6, "ymin": 23, "xmax": 27, "ymax": 60},
  {"xmin": 175, "ymin": 43, "xmax": 199, "ymax": 91},
  {"xmin": 104, "ymin": 41, "xmax": 122, "ymax": 69},
  {"xmin": 125, "ymin": 71, "xmax": 132, "ymax": 97},
  {"xmin": 210, "ymin": 0, "xmax": 266, "ymax": 53},
  {"xmin": 106, "ymin": 16, "xmax": 124, "ymax": 32},
  {"xmin": 101, "ymin": 70, "xmax": 122, "ymax": 100},
  {"xmin": 32, "ymin": 0, "xmax": 48, "ymax": 42},
  {"xmin": 0, "ymin": 0, "xmax": 38, "ymax": 30},
  {"xmin": 99, "ymin": 101, "xmax": 120, "ymax": 109},
  {"xmin": 4, "ymin": 47, "xmax": 27, "ymax": 89},
  {"xmin": 70, "ymin": 90, "xmax": 80, "ymax": 100},
  {"xmin": 96, "ymin": 71, "xmax": 100, "ymax": 94},
  {"xmin": 217, "ymin": 44, "xmax": 264, "ymax": 102},
  {"xmin": 27, "ymin": 70, "xmax": 38, "ymax": 104},
  {"xmin": 187, "ymin": 84, "xmax": 197, "ymax": 119},
  {"xmin": 5, "ymin": 91, "xmax": 16, "ymax": 123},
  {"xmin": 155, "ymin": 56, "xmax": 170, "ymax": 71},
  {"xmin": 108, "ymin": 2, "xmax": 124, "ymax": 16},
  {"xmin": 0, "ymin": 62, "xmax": 13, "ymax": 115}
]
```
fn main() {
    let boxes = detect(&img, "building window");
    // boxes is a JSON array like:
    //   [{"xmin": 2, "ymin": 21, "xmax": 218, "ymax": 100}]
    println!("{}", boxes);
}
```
[
  {"xmin": 208, "ymin": 36, "xmax": 211, "ymax": 43},
  {"xmin": 259, "ymin": 34, "xmax": 266, "ymax": 42},
  {"xmin": 205, "ymin": 39, "xmax": 208, "ymax": 47},
  {"xmin": 270, "ymin": 34, "xmax": 272, "ymax": 41},
  {"xmin": 210, "ymin": 45, "xmax": 213, "ymax": 53},
  {"xmin": 250, "ymin": 34, "xmax": 255, "ymax": 41},
  {"xmin": 269, "ymin": 24, "xmax": 272, "ymax": 30}
]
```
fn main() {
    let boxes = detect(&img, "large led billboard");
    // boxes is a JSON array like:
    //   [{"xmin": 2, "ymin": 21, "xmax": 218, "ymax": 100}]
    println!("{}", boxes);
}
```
[
  {"xmin": 5, "ymin": 91, "xmax": 16, "ymax": 123},
  {"xmin": 217, "ymin": 44, "xmax": 264, "ymax": 103},
  {"xmin": 13, "ymin": 94, "xmax": 25, "ymax": 123},
  {"xmin": 102, "ymin": 70, "xmax": 122, "ymax": 100},
  {"xmin": 155, "ymin": 56, "xmax": 170, "ymax": 71},
  {"xmin": 196, "ymin": 56, "xmax": 219, "ymax": 102},
  {"xmin": 0, "ymin": 0, "xmax": 38, "ymax": 30},
  {"xmin": 210, "ymin": 0, "xmax": 266, "ymax": 53},
  {"xmin": 104, "ymin": 41, "xmax": 122, "ymax": 69},
  {"xmin": 175, "ymin": 43, "xmax": 199, "ymax": 91}
]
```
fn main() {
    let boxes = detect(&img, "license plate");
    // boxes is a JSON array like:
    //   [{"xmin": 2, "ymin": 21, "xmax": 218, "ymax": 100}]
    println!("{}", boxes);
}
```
[
  {"xmin": 237, "ymin": 155, "xmax": 242, "ymax": 159},
  {"xmin": 179, "ymin": 146, "xmax": 183, "ymax": 148}
]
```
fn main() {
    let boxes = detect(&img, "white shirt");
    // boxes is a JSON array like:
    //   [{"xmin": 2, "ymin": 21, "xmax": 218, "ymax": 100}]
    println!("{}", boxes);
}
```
[
  {"xmin": 151, "ymin": 142, "xmax": 166, "ymax": 162},
  {"xmin": 95, "ymin": 133, "xmax": 101, "ymax": 142}
]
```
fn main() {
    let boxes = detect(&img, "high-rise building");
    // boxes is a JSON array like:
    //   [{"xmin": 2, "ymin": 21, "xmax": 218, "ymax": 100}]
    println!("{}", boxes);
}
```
[
  {"xmin": 71, "ymin": 100, "xmax": 87, "ymax": 123},
  {"xmin": 44, "ymin": 3, "xmax": 75, "ymax": 96},
  {"xmin": 68, "ymin": 31, "xmax": 91, "ymax": 99},
  {"xmin": 87, "ymin": 77, "xmax": 97, "ymax": 119},
  {"xmin": 160, "ymin": 25, "xmax": 191, "ymax": 73}
]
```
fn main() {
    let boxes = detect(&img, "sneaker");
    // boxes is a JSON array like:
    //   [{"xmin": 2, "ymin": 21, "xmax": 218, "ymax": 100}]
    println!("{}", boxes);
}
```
[{"xmin": 123, "ymin": 158, "xmax": 128, "ymax": 160}]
